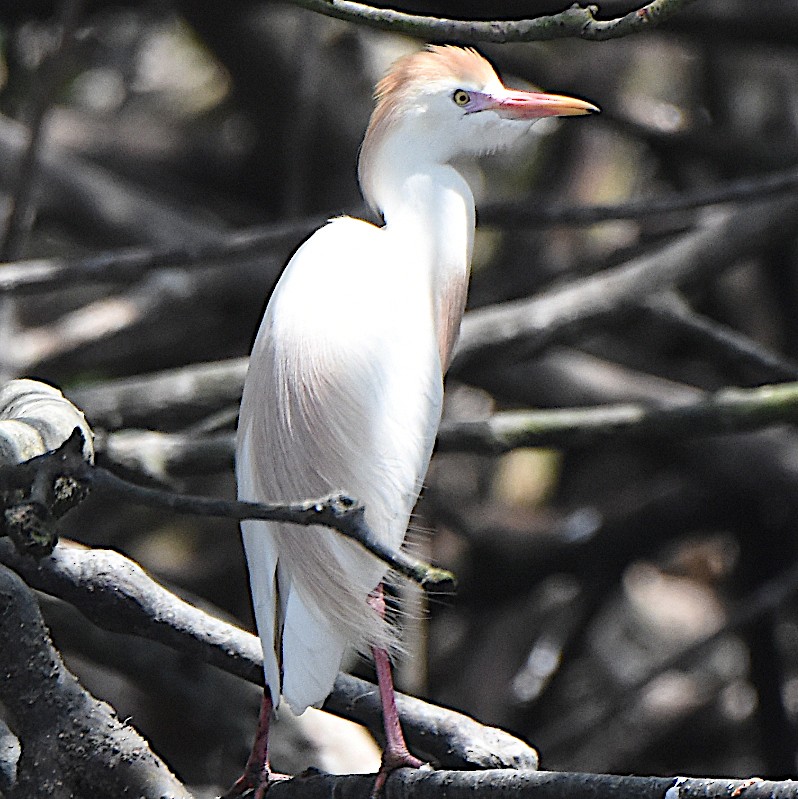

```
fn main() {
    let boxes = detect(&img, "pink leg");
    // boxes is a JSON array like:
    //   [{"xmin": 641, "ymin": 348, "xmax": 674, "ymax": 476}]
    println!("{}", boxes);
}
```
[
  {"xmin": 368, "ymin": 586, "xmax": 424, "ymax": 796},
  {"xmin": 222, "ymin": 688, "xmax": 287, "ymax": 799}
]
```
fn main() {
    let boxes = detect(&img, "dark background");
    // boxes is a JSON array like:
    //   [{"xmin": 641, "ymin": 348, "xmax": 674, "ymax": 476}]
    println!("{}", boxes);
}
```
[{"xmin": 2, "ymin": 1, "xmax": 798, "ymax": 795}]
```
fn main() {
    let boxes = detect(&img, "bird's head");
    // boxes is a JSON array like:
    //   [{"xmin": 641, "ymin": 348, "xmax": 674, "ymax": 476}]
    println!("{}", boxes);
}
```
[{"xmin": 359, "ymin": 45, "xmax": 598, "ymax": 213}]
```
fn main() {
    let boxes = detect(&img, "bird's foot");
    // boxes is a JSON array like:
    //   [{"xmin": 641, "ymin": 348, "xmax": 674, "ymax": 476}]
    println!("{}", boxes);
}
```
[
  {"xmin": 220, "ymin": 767, "xmax": 290, "ymax": 799},
  {"xmin": 370, "ymin": 747, "xmax": 427, "ymax": 798}
]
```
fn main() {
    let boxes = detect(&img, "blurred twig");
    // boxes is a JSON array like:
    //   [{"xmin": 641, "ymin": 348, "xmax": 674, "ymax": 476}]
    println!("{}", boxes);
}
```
[
  {"xmin": 454, "ymin": 196, "xmax": 798, "ymax": 374},
  {"xmin": 540, "ymin": 558, "xmax": 798, "ymax": 758},
  {"xmin": 6, "ymin": 165, "xmax": 798, "ymax": 295},
  {"xmin": 0, "ymin": 218, "xmax": 323, "ymax": 295},
  {"xmin": 91, "ymin": 378, "xmax": 798, "ymax": 477},
  {"xmin": 1, "ymin": 0, "xmax": 83, "ymax": 260},
  {"xmin": 480, "ymin": 166, "xmax": 798, "ymax": 227},
  {"xmin": 640, "ymin": 294, "xmax": 798, "ymax": 382},
  {"xmin": 0, "ymin": 113, "xmax": 221, "ymax": 247},
  {"xmin": 438, "ymin": 381, "xmax": 798, "ymax": 453},
  {"xmin": 68, "ymin": 358, "xmax": 248, "ymax": 431}
]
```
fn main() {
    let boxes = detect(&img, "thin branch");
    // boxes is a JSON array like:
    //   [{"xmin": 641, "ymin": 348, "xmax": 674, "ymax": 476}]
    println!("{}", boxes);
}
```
[
  {"xmin": 86, "ymin": 464, "xmax": 454, "ymax": 591},
  {"xmin": 0, "ymin": 217, "xmax": 322, "ymax": 295},
  {"xmin": 0, "ymin": 411, "xmax": 450, "ymax": 588},
  {"xmin": 285, "ymin": 0, "xmax": 697, "ymax": 43}
]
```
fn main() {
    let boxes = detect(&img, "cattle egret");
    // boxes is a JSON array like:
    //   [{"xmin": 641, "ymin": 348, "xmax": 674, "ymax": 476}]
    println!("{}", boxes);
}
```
[{"xmin": 231, "ymin": 44, "xmax": 597, "ymax": 797}]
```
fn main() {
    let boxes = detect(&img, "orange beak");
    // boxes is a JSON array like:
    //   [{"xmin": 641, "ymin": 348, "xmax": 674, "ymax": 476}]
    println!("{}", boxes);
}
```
[{"xmin": 488, "ymin": 90, "xmax": 599, "ymax": 119}]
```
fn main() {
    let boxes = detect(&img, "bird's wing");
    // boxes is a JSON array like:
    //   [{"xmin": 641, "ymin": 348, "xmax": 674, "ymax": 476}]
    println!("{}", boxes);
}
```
[{"xmin": 237, "ymin": 217, "xmax": 443, "ymax": 713}]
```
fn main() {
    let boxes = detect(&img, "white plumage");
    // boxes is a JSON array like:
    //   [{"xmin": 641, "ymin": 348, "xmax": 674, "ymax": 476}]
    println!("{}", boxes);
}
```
[
  {"xmin": 232, "ymin": 45, "xmax": 596, "ymax": 790},
  {"xmin": 238, "ymin": 215, "xmax": 447, "ymax": 712}
]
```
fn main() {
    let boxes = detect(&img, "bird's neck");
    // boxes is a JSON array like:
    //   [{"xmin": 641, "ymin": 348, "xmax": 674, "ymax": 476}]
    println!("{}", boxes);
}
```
[{"xmin": 375, "ymin": 161, "xmax": 475, "ymax": 372}]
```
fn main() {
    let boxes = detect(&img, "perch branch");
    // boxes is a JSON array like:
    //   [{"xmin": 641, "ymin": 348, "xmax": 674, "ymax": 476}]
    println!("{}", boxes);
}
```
[
  {"xmin": 266, "ymin": 769, "xmax": 798, "ymax": 799},
  {"xmin": 0, "ymin": 538, "xmax": 534, "ymax": 772}
]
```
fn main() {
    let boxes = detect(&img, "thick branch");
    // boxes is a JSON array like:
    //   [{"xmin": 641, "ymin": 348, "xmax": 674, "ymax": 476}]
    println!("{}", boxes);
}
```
[
  {"xmin": 0, "ymin": 539, "xmax": 536, "ymax": 772},
  {"xmin": 0, "ymin": 563, "xmax": 192, "ymax": 799},
  {"xmin": 267, "ymin": 768, "xmax": 796, "ymax": 799},
  {"xmin": 285, "ymin": 0, "xmax": 696, "ymax": 43}
]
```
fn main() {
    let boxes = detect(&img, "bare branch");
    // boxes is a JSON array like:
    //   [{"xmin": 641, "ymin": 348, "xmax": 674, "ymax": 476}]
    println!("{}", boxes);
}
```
[
  {"xmin": 541, "ymin": 558, "xmax": 798, "ymax": 756},
  {"xmin": 0, "ymin": 562, "xmax": 192, "ymax": 799},
  {"xmin": 92, "ymin": 376, "xmax": 798, "ymax": 470},
  {"xmin": 68, "ymin": 358, "xmax": 248, "ymax": 431},
  {"xmin": 4, "ymin": 167, "xmax": 798, "ymax": 296},
  {"xmin": 0, "ymin": 539, "xmax": 534, "ymax": 772},
  {"xmin": 284, "ymin": 0, "xmax": 697, "ymax": 43},
  {"xmin": 0, "ymin": 380, "xmax": 93, "ymax": 556},
  {"xmin": 266, "ymin": 767, "xmax": 798, "ymax": 799},
  {"xmin": 0, "ymin": 218, "xmax": 321, "ymax": 295},
  {"xmin": 0, "ymin": 378, "xmax": 450, "ymax": 587},
  {"xmin": 0, "ymin": 113, "xmax": 220, "ymax": 247},
  {"xmin": 86, "ymin": 465, "xmax": 454, "ymax": 591}
]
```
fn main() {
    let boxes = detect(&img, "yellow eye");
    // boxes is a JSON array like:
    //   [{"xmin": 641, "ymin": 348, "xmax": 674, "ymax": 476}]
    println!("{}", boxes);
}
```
[{"xmin": 452, "ymin": 89, "xmax": 470, "ymax": 107}]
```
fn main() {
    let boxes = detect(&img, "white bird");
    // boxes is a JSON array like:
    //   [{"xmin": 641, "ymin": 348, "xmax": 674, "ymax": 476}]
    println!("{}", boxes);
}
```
[{"xmin": 231, "ymin": 44, "xmax": 597, "ymax": 797}]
